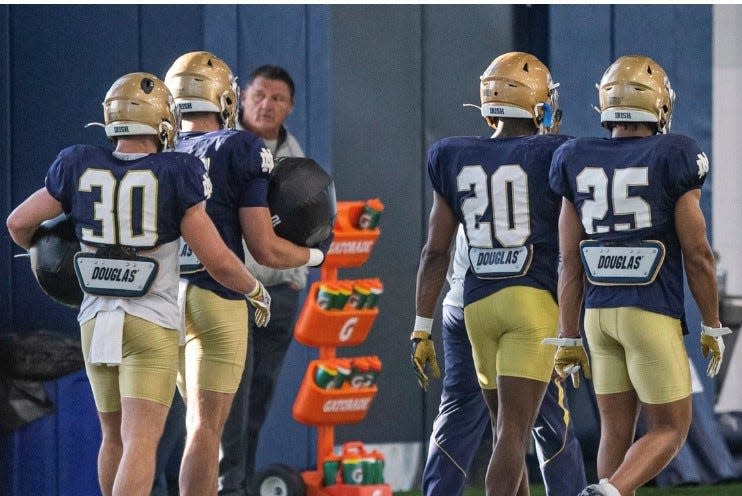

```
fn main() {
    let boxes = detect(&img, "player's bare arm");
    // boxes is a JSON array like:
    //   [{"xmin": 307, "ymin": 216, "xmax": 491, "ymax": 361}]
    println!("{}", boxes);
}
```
[
  {"xmin": 7, "ymin": 188, "xmax": 64, "ymax": 250},
  {"xmin": 239, "ymin": 206, "xmax": 316, "ymax": 268},
  {"xmin": 675, "ymin": 188, "xmax": 721, "ymax": 327},
  {"xmin": 557, "ymin": 197, "xmax": 586, "ymax": 337},
  {"xmin": 182, "ymin": 202, "xmax": 260, "ymax": 295},
  {"xmin": 416, "ymin": 191, "xmax": 458, "ymax": 319}
]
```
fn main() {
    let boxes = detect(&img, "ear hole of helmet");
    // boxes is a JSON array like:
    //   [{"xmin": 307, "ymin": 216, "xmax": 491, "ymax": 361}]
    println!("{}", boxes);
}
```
[
  {"xmin": 158, "ymin": 121, "xmax": 175, "ymax": 149},
  {"xmin": 141, "ymin": 78, "xmax": 155, "ymax": 94},
  {"xmin": 220, "ymin": 91, "xmax": 235, "ymax": 129}
]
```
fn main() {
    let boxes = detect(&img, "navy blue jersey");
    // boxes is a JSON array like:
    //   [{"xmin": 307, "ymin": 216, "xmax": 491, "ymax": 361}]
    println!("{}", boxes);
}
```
[
  {"xmin": 45, "ymin": 145, "xmax": 207, "ymax": 247},
  {"xmin": 428, "ymin": 134, "xmax": 571, "ymax": 306},
  {"xmin": 175, "ymin": 129, "xmax": 272, "ymax": 299},
  {"xmin": 549, "ymin": 134, "xmax": 707, "ymax": 319}
]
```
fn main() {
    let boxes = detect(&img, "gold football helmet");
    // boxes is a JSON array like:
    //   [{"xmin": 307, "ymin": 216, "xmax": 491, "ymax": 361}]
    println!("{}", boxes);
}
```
[
  {"xmin": 164, "ymin": 51, "xmax": 239, "ymax": 129},
  {"xmin": 597, "ymin": 55, "xmax": 675, "ymax": 134},
  {"xmin": 103, "ymin": 72, "xmax": 179, "ymax": 149},
  {"xmin": 479, "ymin": 52, "xmax": 561, "ymax": 133}
]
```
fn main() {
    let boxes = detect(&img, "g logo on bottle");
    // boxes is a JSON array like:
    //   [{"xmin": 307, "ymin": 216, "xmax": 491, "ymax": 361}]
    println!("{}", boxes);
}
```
[{"xmin": 339, "ymin": 317, "xmax": 359, "ymax": 342}]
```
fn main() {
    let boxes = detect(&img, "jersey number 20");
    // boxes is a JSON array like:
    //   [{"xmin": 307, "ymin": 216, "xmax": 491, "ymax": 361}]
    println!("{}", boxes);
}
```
[{"xmin": 457, "ymin": 164, "xmax": 530, "ymax": 248}]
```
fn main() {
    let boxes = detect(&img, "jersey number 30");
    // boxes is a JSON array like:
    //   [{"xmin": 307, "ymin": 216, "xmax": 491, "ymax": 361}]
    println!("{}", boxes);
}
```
[{"xmin": 78, "ymin": 169, "xmax": 159, "ymax": 246}]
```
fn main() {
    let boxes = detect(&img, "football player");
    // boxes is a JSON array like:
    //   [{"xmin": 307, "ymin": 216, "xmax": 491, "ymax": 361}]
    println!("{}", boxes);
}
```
[
  {"xmin": 412, "ymin": 52, "xmax": 570, "ymax": 496},
  {"xmin": 421, "ymin": 226, "xmax": 586, "ymax": 496},
  {"xmin": 6, "ymin": 72, "xmax": 270, "ymax": 496},
  {"xmin": 162, "ymin": 51, "xmax": 329, "ymax": 496},
  {"xmin": 549, "ymin": 55, "xmax": 731, "ymax": 496}
]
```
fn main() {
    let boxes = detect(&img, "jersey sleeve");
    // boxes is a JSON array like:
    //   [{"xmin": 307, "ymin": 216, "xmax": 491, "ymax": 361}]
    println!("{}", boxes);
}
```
[
  {"xmin": 232, "ymin": 133, "xmax": 271, "ymax": 208},
  {"xmin": 44, "ymin": 146, "xmax": 78, "ymax": 212},
  {"xmin": 177, "ymin": 154, "xmax": 210, "ymax": 210},
  {"xmin": 548, "ymin": 141, "xmax": 573, "ymax": 201},
  {"xmin": 426, "ymin": 140, "xmax": 453, "ymax": 203},
  {"xmin": 664, "ymin": 136, "xmax": 707, "ymax": 198}
]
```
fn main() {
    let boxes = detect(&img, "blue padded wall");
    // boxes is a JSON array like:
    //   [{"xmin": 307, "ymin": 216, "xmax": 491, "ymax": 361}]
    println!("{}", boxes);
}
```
[{"xmin": 1, "ymin": 371, "xmax": 100, "ymax": 496}]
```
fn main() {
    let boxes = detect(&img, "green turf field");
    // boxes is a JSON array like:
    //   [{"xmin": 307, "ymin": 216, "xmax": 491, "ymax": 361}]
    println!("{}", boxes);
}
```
[{"xmin": 394, "ymin": 482, "xmax": 742, "ymax": 495}]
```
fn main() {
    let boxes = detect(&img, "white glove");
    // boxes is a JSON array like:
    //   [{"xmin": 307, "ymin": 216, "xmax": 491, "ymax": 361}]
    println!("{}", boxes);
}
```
[
  {"xmin": 700, "ymin": 323, "xmax": 732, "ymax": 378},
  {"xmin": 246, "ymin": 281, "xmax": 271, "ymax": 328}
]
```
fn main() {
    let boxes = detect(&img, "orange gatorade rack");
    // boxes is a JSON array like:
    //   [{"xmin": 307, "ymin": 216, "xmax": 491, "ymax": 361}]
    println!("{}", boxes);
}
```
[{"xmin": 292, "ymin": 199, "xmax": 392, "ymax": 496}]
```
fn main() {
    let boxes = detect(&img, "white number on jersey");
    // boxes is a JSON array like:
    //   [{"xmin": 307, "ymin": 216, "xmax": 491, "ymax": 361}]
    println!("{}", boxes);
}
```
[
  {"xmin": 79, "ymin": 169, "xmax": 158, "ymax": 246},
  {"xmin": 576, "ymin": 166, "xmax": 651, "ymax": 234},
  {"xmin": 457, "ymin": 164, "xmax": 531, "ymax": 248}
]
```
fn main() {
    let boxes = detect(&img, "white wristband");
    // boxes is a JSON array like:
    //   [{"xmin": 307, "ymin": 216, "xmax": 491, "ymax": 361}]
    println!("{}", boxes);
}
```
[
  {"xmin": 542, "ymin": 337, "xmax": 583, "ymax": 347},
  {"xmin": 701, "ymin": 323, "xmax": 732, "ymax": 337},
  {"xmin": 246, "ymin": 280, "xmax": 261, "ymax": 298},
  {"xmin": 414, "ymin": 316, "xmax": 434, "ymax": 333},
  {"xmin": 305, "ymin": 248, "xmax": 324, "ymax": 267}
]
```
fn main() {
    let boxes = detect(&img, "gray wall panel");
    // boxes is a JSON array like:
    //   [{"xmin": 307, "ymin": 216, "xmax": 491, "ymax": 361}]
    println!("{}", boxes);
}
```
[
  {"xmin": 231, "ymin": 6, "xmax": 331, "ymax": 472},
  {"xmin": 330, "ymin": 4, "xmax": 425, "ymax": 445},
  {"xmin": 423, "ymin": 4, "xmax": 513, "ymax": 145}
]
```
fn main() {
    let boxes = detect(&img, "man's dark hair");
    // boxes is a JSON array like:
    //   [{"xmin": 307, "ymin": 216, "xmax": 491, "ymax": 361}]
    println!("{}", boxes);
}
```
[{"xmin": 246, "ymin": 65, "xmax": 295, "ymax": 99}]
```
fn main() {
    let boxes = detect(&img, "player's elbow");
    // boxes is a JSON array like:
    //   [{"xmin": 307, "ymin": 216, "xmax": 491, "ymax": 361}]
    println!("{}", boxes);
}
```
[
  {"xmin": 420, "ymin": 243, "xmax": 450, "ymax": 268},
  {"xmin": 249, "ymin": 245, "xmax": 285, "ymax": 268},
  {"xmin": 203, "ymin": 256, "xmax": 238, "ymax": 286},
  {"xmin": 6, "ymin": 213, "xmax": 32, "ymax": 249},
  {"xmin": 251, "ymin": 250, "xmax": 277, "ymax": 267}
]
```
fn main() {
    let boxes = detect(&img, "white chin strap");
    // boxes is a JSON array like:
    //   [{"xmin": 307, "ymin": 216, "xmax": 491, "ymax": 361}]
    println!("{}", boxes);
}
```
[{"xmin": 491, "ymin": 119, "xmax": 505, "ymax": 138}]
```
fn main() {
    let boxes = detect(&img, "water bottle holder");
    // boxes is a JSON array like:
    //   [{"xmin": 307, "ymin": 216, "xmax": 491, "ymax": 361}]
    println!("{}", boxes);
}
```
[
  {"xmin": 322, "ymin": 201, "xmax": 382, "ymax": 269},
  {"xmin": 294, "ymin": 282, "xmax": 380, "ymax": 347},
  {"xmin": 292, "ymin": 360, "xmax": 378, "ymax": 426}
]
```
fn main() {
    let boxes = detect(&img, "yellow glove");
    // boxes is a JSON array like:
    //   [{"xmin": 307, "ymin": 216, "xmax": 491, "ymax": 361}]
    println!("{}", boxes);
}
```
[
  {"xmin": 246, "ymin": 280, "xmax": 271, "ymax": 328},
  {"xmin": 410, "ymin": 330, "xmax": 441, "ymax": 391},
  {"xmin": 700, "ymin": 323, "xmax": 732, "ymax": 378},
  {"xmin": 542, "ymin": 337, "xmax": 592, "ymax": 388}
]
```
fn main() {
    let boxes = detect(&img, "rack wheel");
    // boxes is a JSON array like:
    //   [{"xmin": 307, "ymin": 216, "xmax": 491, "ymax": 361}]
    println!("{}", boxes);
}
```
[{"xmin": 252, "ymin": 463, "xmax": 306, "ymax": 496}]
